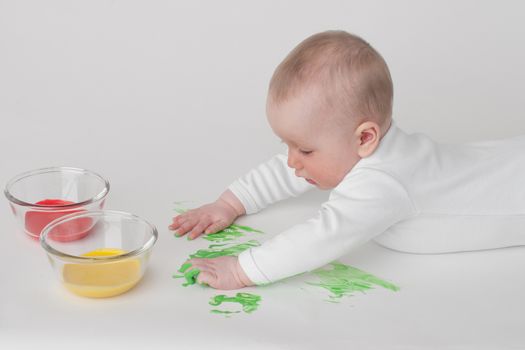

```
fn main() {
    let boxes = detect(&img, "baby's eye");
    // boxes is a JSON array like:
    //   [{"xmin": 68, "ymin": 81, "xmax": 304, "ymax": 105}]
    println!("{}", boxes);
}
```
[{"xmin": 299, "ymin": 150, "xmax": 313, "ymax": 155}]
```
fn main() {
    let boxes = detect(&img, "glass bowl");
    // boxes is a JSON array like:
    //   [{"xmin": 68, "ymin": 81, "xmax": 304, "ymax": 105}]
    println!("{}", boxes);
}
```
[
  {"xmin": 4, "ymin": 167, "xmax": 109, "ymax": 240},
  {"xmin": 40, "ymin": 210, "xmax": 158, "ymax": 298}
]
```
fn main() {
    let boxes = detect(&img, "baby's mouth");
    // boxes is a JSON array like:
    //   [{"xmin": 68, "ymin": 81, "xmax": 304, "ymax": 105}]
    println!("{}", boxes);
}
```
[{"xmin": 305, "ymin": 178, "xmax": 317, "ymax": 185}]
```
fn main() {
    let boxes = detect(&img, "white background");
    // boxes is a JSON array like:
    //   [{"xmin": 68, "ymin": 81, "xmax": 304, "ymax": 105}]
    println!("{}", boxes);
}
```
[{"xmin": 1, "ymin": 1, "xmax": 524, "ymax": 349}]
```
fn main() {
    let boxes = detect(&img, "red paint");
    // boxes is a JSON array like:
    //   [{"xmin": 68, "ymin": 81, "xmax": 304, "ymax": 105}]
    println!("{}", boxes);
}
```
[{"xmin": 25, "ymin": 199, "xmax": 93, "ymax": 241}]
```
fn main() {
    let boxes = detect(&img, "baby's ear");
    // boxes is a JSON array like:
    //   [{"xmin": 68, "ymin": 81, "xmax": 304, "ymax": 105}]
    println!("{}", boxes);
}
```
[{"xmin": 356, "ymin": 121, "xmax": 381, "ymax": 158}]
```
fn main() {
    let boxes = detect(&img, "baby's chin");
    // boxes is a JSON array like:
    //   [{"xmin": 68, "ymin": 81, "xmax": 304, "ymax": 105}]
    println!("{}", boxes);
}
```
[
  {"xmin": 317, "ymin": 184, "xmax": 336, "ymax": 190},
  {"xmin": 302, "ymin": 176, "xmax": 339, "ymax": 190},
  {"xmin": 308, "ymin": 180, "xmax": 335, "ymax": 190},
  {"xmin": 317, "ymin": 179, "xmax": 345, "ymax": 190}
]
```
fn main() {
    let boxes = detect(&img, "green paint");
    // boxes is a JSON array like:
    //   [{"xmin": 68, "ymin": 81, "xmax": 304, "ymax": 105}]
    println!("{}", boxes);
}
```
[
  {"xmin": 173, "ymin": 241, "xmax": 260, "ymax": 287},
  {"xmin": 308, "ymin": 261, "xmax": 400, "ymax": 302},
  {"xmin": 207, "ymin": 243, "xmax": 230, "ymax": 248},
  {"xmin": 203, "ymin": 224, "xmax": 264, "ymax": 243},
  {"xmin": 209, "ymin": 292, "xmax": 262, "ymax": 314},
  {"xmin": 210, "ymin": 309, "xmax": 240, "ymax": 316},
  {"xmin": 171, "ymin": 202, "xmax": 399, "ymax": 312},
  {"xmin": 172, "ymin": 201, "xmax": 265, "ymax": 316},
  {"xmin": 230, "ymin": 224, "xmax": 263, "ymax": 233},
  {"xmin": 178, "ymin": 262, "xmax": 192, "ymax": 273},
  {"xmin": 173, "ymin": 262, "xmax": 202, "ymax": 286},
  {"xmin": 188, "ymin": 240, "xmax": 260, "ymax": 259},
  {"xmin": 174, "ymin": 208, "xmax": 187, "ymax": 215},
  {"xmin": 173, "ymin": 267, "xmax": 201, "ymax": 286},
  {"xmin": 203, "ymin": 228, "xmax": 244, "ymax": 242},
  {"xmin": 173, "ymin": 203, "xmax": 263, "ymax": 242},
  {"xmin": 184, "ymin": 268, "xmax": 201, "ymax": 286},
  {"xmin": 173, "ymin": 203, "xmax": 189, "ymax": 215}
]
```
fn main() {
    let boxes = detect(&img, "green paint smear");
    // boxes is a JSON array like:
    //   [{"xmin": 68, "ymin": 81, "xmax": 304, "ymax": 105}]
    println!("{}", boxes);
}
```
[
  {"xmin": 178, "ymin": 262, "xmax": 192, "ymax": 273},
  {"xmin": 173, "ymin": 241, "xmax": 261, "ymax": 287},
  {"xmin": 172, "ymin": 202, "xmax": 265, "ymax": 316},
  {"xmin": 308, "ymin": 261, "xmax": 400, "ymax": 302},
  {"xmin": 174, "ymin": 208, "xmax": 187, "ymax": 214},
  {"xmin": 203, "ymin": 224, "xmax": 264, "ymax": 243},
  {"xmin": 173, "ymin": 202, "xmax": 190, "ymax": 215},
  {"xmin": 203, "ymin": 228, "xmax": 244, "ymax": 242},
  {"xmin": 173, "ymin": 203, "xmax": 263, "ymax": 242},
  {"xmin": 173, "ymin": 265, "xmax": 201, "ymax": 286},
  {"xmin": 207, "ymin": 243, "xmax": 230, "ymax": 248},
  {"xmin": 188, "ymin": 240, "xmax": 260, "ymax": 259},
  {"xmin": 230, "ymin": 224, "xmax": 263, "ymax": 233},
  {"xmin": 209, "ymin": 292, "xmax": 262, "ymax": 314},
  {"xmin": 210, "ymin": 309, "xmax": 240, "ymax": 315}
]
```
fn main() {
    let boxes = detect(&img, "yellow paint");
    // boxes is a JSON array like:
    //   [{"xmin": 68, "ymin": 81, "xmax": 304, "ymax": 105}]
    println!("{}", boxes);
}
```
[{"xmin": 62, "ymin": 248, "xmax": 142, "ymax": 298}]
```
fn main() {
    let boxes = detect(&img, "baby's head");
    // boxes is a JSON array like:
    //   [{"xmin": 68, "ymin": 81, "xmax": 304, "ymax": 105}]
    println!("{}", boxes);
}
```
[{"xmin": 266, "ymin": 30, "xmax": 393, "ymax": 189}]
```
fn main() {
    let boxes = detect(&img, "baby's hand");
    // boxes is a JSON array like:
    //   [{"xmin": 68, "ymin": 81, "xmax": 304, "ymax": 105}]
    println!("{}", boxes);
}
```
[
  {"xmin": 169, "ymin": 201, "xmax": 235, "ymax": 239},
  {"xmin": 169, "ymin": 190, "xmax": 245, "ymax": 240},
  {"xmin": 186, "ymin": 256, "xmax": 254, "ymax": 290}
]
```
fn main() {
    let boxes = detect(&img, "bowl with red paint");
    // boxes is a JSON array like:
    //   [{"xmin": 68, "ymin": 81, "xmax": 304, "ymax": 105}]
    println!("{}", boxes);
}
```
[{"xmin": 4, "ymin": 167, "xmax": 110, "ymax": 241}]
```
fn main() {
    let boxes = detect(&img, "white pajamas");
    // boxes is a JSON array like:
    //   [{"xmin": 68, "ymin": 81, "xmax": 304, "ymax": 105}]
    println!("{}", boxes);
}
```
[{"xmin": 229, "ymin": 121, "xmax": 525, "ymax": 285}]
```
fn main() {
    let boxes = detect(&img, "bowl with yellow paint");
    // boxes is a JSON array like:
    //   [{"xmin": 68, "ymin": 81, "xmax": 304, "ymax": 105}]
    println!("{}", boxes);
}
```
[{"xmin": 40, "ymin": 210, "xmax": 157, "ymax": 298}]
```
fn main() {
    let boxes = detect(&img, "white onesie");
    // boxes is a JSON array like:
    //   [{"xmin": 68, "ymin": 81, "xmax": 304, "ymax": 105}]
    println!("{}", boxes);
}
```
[{"xmin": 228, "ymin": 121, "xmax": 525, "ymax": 285}]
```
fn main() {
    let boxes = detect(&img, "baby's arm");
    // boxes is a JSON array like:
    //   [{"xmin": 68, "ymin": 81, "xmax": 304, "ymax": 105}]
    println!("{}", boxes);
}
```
[
  {"xmin": 228, "ymin": 153, "xmax": 314, "ymax": 214},
  {"xmin": 169, "ymin": 153, "xmax": 313, "ymax": 239},
  {"xmin": 177, "ymin": 169, "xmax": 416, "ymax": 290},
  {"xmin": 238, "ymin": 169, "xmax": 417, "ymax": 285}
]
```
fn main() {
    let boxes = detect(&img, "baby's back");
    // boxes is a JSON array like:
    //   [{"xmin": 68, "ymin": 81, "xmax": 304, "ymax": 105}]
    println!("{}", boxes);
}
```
[{"xmin": 364, "ymin": 124, "xmax": 525, "ymax": 253}]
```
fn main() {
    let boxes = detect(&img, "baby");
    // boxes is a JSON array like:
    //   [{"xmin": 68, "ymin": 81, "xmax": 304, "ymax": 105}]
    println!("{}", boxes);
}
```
[{"xmin": 169, "ymin": 30, "xmax": 525, "ymax": 290}]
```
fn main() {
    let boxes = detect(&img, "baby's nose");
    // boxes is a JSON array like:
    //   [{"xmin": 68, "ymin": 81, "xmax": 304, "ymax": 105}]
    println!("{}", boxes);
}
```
[{"xmin": 287, "ymin": 152, "xmax": 302, "ymax": 170}]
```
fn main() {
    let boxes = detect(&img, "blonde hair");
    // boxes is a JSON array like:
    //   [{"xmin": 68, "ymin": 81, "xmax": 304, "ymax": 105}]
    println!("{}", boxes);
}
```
[{"xmin": 268, "ymin": 30, "xmax": 393, "ymax": 128}]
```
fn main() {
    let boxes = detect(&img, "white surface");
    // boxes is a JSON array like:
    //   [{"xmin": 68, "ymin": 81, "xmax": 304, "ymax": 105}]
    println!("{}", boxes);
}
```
[{"xmin": 1, "ymin": 1, "xmax": 525, "ymax": 349}]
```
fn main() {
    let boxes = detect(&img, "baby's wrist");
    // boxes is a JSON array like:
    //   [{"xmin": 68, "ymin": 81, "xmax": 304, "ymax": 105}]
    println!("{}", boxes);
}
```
[
  {"xmin": 235, "ymin": 258, "xmax": 254, "ymax": 287},
  {"xmin": 218, "ymin": 190, "xmax": 246, "ymax": 217}
]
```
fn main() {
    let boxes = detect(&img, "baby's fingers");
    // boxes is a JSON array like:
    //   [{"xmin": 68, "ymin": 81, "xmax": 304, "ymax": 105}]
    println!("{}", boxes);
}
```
[
  {"xmin": 187, "ymin": 259, "xmax": 216, "ymax": 287},
  {"xmin": 168, "ymin": 218, "xmax": 182, "ymax": 231},
  {"xmin": 169, "ymin": 213, "xmax": 189, "ymax": 231},
  {"xmin": 173, "ymin": 218, "xmax": 198, "ymax": 237},
  {"xmin": 195, "ymin": 269, "xmax": 218, "ymax": 288},
  {"xmin": 187, "ymin": 219, "xmax": 212, "ymax": 240},
  {"xmin": 205, "ymin": 220, "xmax": 228, "ymax": 235}
]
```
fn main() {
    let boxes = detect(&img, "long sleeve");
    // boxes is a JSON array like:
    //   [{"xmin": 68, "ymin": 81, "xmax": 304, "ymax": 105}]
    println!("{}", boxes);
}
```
[
  {"xmin": 228, "ymin": 153, "xmax": 315, "ymax": 214},
  {"xmin": 238, "ymin": 168, "xmax": 417, "ymax": 284}
]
